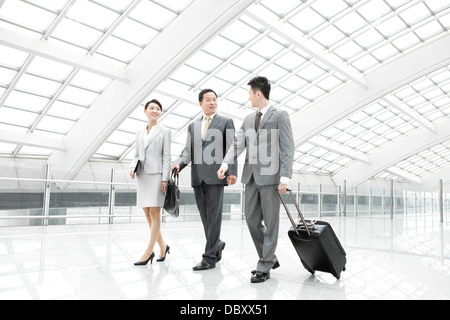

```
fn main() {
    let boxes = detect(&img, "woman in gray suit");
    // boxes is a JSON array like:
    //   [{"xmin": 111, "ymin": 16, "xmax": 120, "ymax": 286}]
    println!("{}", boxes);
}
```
[{"xmin": 130, "ymin": 99, "xmax": 172, "ymax": 266}]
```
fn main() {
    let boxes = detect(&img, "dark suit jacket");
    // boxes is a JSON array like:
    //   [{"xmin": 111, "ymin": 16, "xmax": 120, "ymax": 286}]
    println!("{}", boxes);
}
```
[{"xmin": 176, "ymin": 113, "xmax": 237, "ymax": 187}]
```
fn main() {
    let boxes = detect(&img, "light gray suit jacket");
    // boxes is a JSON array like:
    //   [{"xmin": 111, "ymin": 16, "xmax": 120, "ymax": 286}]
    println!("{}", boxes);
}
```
[
  {"xmin": 225, "ymin": 105, "xmax": 295, "ymax": 186},
  {"xmin": 132, "ymin": 125, "xmax": 172, "ymax": 182}
]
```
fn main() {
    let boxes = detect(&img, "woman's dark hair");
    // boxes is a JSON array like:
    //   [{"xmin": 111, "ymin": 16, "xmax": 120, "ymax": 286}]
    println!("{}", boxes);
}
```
[
  {"xmin": 145, "ymin": 99, "xmax": 163, "ymax": 111},
  {"xmin": 248, "ymin": 76, "xmax": 271, "ymax": 100},
  {"xmin": 198, "ymin": 89, "xmax": 218, "ymax": 102}
]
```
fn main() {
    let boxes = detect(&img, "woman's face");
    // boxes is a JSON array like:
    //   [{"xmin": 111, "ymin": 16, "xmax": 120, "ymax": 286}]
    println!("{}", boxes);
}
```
[{"xmin": 145, "ymin": 103, "xmax": 162, "ymax": 122}]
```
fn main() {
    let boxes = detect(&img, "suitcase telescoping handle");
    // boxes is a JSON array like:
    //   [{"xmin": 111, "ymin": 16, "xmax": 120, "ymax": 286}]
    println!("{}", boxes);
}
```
[{"xmin": 277, "ymin": 189, "xmax": 311, "ymax": 237}]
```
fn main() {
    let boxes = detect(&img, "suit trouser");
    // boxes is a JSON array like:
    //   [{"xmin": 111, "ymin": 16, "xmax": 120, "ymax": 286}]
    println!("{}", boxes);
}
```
[
  {"xmin": 194, "ymin": 182, "xmax": 225, "ymax": 264},
  {"xmin": 245, "ymin": 176, "xmax": 280, "ymax": 273}
]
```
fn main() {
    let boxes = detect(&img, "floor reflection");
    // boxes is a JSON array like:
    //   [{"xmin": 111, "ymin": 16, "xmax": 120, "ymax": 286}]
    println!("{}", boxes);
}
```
[{"xmin": 0, "ymin": 215, "xmax": 449, "ymax": 300}]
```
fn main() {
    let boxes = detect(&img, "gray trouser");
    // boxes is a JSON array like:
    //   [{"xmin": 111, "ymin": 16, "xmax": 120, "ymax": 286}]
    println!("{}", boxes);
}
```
[
  {"xmin": 194, "ymin": 182, "xmax": 225, "ymax": 264},
  {"xmin": 245, "ymin": 176, "xmax": 280, "ymax": 273}
]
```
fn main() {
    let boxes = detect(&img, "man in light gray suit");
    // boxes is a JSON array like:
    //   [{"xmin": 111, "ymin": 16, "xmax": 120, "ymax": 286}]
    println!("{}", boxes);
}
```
[
  {"xmin": 218, "ymin": 77, "xmax": 295, "ymax": 283},
  {"xmin": 173, "ymin": 89, "xmax": 237, "ymax": 271}
]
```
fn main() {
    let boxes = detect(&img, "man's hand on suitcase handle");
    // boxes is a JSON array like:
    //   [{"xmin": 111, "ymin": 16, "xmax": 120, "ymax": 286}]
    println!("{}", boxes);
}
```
[{"xmin": 278, "ymin": 183, "xmax": 288, "ymax": 195}]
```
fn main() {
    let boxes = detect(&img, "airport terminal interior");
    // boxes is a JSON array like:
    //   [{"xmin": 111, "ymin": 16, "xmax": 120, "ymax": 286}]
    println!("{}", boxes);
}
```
[{"xmin": 0, "ymin": 0, "xmax": 449, "ymax": 300}]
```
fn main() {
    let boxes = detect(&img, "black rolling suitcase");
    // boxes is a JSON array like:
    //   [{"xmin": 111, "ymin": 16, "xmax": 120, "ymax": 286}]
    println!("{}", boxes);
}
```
[{"xmin": 278, "ymin": 190, "xmax": 347, "ymax": 279}]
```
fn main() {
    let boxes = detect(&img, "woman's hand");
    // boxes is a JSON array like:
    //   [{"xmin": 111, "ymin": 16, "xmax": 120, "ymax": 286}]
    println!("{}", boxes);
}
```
[
  {"xmin": 161, "ymin": 181, "xmax": 168, "ymax": 194},
  {"xmin": 130, "ymin": 169, "xmax": 136, "ymax": 180}
]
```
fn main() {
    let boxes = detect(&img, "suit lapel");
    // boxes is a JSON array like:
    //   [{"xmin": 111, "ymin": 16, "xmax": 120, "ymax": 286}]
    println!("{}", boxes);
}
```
[
  {"xmin": 144, "ymin": 126, "xmax": 162, "ymax": 150},
  {"xmin": 257, "ymin": 106, "xmax": 275, "ymax": 135}
]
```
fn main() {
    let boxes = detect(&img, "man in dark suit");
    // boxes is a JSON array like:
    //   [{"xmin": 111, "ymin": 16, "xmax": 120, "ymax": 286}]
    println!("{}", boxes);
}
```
[
  {"xmin": 218, "ymin": 77, "xmax": 295, "ymax": 283},
  {"xmin": 173, "ymin": 89, "xmax": 237, "ymax": 271}
]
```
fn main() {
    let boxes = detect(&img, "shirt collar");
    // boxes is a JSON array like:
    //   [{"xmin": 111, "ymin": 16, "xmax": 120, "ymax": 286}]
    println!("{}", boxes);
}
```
[
  {"xmin": 258, "ymin": 104, "xmax": 271, "ymax": 116},
  {"xmin": 203, "ymin": 113, "xmax": 216, "ymax": 121}
]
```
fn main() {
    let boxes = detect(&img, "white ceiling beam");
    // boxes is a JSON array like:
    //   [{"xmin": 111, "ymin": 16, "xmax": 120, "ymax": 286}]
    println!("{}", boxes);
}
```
[
  {"xmin": 0, "ymin": 27, "xmax": 129, "ymax": 82},
  {"xmin": 290, "ymin": 34, "xmax": 450, "ymax": 149},
  {"xmin": 47, "ymin": 0, "xmax": 254, "ymax": 183},
  {"xmin": 386, "ymin": 167, "xmax": 423, "ymax": 184},
  {"xmin": 333, "ymin": 117, "xmax": 450, "ymax": 189},
  {"xmin": 0, "ymin": 129, "xmax": 66, "ymax": 151},
  {"xmin": 309, "ymin": 136, "xmax": 370, "ymax": 163},
  {"xmin": 245, "ymin": 4, "xmax": 368, "ymax": 89},
  {"xmin": 382, "ymin": 96, "xmax": 435, "ymax": 133},
  {"xmin": 0, "ymin": 0, "xmax": 6, "ymax": 9}
]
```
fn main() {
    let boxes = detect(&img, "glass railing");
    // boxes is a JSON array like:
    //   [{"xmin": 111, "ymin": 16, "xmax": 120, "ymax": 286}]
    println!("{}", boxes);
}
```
[{"xmin": 0, "ymin": 165, "xmax": 448, "ymax": 227}]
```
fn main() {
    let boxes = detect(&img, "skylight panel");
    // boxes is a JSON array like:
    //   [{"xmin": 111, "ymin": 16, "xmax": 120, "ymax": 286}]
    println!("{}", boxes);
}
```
[
  {"xmin": 334, "ymin": 11, "xmax": 367, "ymax": 35},
  {"xmin": 186, "ymin": 51, "xmax": 223, "ymax": 73},
  {"xmin": 0, "ymin": 67, "xmax": 16, "ymax": 85},
  {"xmin": 1, "ymin": 0, "xmax": 56, "ymax": 32},
  {"xmin": 17, "ymin": 146, "xmax": 52, "ymax": 157},
  {"xmin": 170, "ymin": 65, "xmax": 206, "ymax": 87},
  {"xmin": 279, "ymin": 76, "xmax": 308, "ymax": 92},
  {"xmin": 47, "ymin": 101, "xmax": 87, "ymax": 121},
  {"xmin": 36, "ymin": 116, "xmax": 75, "ymax": 135},
  {"xmin": 202, "ymin": 77, "xmax": 233, "ymax": 96},
  {"xmin": 216, "ymin": 64, "xmax": 249, "ymax": 84},
  {"xmin": 261, "ymin": 0, "xmax": 303, "ymax": 17},
  {"xmin": 0, "ymin": 45, "xmax": 29, "ymax": 68},
  {"xmin": 51, "ymin": 19, "xmax": 103, "ymax": 49},
  {"xmin": 94, "ymin": 142, "xmax": 127, "ymax": 159},
  {"xmin": 301, "ymin": 86, "xmax": 326, "ymax": 101},
  {"xmin": 130, "ymin": 1, "xmax": 177, "ymax": 30},
  {"xmin": 334, "ymin": 41, "xmax": 363, "ymax": 60},
  {"xmin": 0, "ymin": 107, "xmax": 38, "ymax": 127},
  {"xmin": 162, "ymin": 113, "xmax": 190, "ymax": 129},
  {"xmin": 414, "ymin": 20, "xmax": 444, "ymax": 39},
  {"xmin": 357, "ymin": 0, "xmax": 392, "ymax": 22},
  {"xmin": 221, "ymin": 20, "xmax": 260, "ymax": 46},
  {"xmin": 58, "ymin": 86, "xmax": 99, "ymax": 106},
  {"xmin": 376, "ymin": 16, "xmax": 406, "ymax": 38},
  {"xmin": 232, "ymin": 51, "xmax": 266, "ymax": 72},
  {"xmin": 250, "ymin": 37, "xmax": 285, "ymax": 60},
  {"xmin": 96, "ymin": 37, "xmax": 142, "ymax": 64},
  {"xmin": 15, "ymin": 74, "xmax": 61, "ymax": 97},
  {"xmin": 93, "ymin": 0, "xmax": 133, "ymax": 12},
  {"xmin": 284, "ymin": 95, "xmax": 310, "ymax": 111},
  {"xmin": 70, "ymin": 71, "xmax": 112, "ymax": 92},
  {"xmin": 107, "ymin": 131, "xmax": 135, "ymax": 146},
  {"xmin": 4, "ymin": 91, "xmax": 50, "ymax": 113},
  {"xmin": 289, "ymin": 7, "xmax": 325, "ymax": 34},
  {"xmin": 112, "ymin": 19, "xmax": 159, "ymax": 47},
  {"xmin": 313, "ymin": 25, "xmax": 346, "ymax": 48},
  {"xmin": 118, "ymin": 118, "xmax": 146, "ymax": 133},
  {"xmin": 67, "ymin": 0, "xmax": 119, "ymax": 31},
  {"xmin": 27, "ymin": 57, "xmax": 74, "ymax": 82},
  {"xmin": 153, "ymin": 0, "xmax": 193, "ymax": 12},
  {"xmin": 0, "ymin": 142, "xmax": 17, "ymax": 154},
  {"xmin": 311, "ymin": 0, "xmax": 348, "ymax": 19},
  {"xmin": 371, "ymin": 43, "xmax": 399, "ymax": 62},
  {"xmin": 202, "ymin": 36, "xmax": 241, "ymax": 60},
  {"xmin": 392, "ymin": 33, "xmax": 421, "ymax": 51},
  {"xmin": 400, "ymin": 3, "xmax": 430, "ymax": 25}
]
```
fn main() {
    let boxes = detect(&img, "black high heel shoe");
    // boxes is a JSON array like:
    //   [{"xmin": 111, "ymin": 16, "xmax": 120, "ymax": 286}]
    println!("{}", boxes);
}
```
[
  {"xmin": 134, "ymin": 252, "xmax": 155, "ymax": 266},
  {"xmin": 157, "ymin": 245, "xmax": 171, "ymax": 262}
]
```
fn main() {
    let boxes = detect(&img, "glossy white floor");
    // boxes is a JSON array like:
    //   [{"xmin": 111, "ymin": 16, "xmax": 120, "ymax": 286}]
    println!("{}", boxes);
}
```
[{"xmin": 0, "ymin": 214, "xmax": 449, "ymax": 300}]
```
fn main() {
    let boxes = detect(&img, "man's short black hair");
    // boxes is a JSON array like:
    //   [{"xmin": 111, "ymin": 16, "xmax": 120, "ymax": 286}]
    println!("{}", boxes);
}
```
[
  {"xmin": 248, "ymin": 76, "xmax": 271, "ymax": 100},
  {"xmin": 199, "ymin": 89, "xmax": 218, "ymax": 102}
]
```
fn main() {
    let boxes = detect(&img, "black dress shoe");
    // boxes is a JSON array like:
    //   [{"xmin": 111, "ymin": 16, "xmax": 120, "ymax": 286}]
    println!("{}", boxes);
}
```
[
  {"xmin": 251, "ymin": 261, "xmax": 280, "ymax": 275},
  {"xmin": 193, "ymin": 261, "xmax": 216, "ymax": 271},
  {"xmin": 251, "ymin": 271, "xmax": 270, "ymax": 283},
  {"xmin": 215, "ymin": 242, "xmax": 226, "ymax": 262}
]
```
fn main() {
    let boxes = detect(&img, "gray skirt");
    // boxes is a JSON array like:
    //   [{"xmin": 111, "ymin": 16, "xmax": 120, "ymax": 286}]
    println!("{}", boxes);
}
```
[{"xmin": 136, "ymin": 173, "xmax": 166, "ymax": 208}]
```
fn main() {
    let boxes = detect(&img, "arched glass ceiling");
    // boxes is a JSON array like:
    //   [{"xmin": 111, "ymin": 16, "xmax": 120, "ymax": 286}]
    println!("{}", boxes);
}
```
[{"xmin": 0, "ymin": 0, "xmax": 449, "ymax": 185}]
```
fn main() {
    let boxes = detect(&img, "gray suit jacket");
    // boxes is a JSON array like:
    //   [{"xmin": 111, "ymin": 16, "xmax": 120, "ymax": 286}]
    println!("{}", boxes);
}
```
[
  {"xmin": 176, "ymin": 113, "xmax": 237, "ymax": 187},
  {"xmin": 132, "ymin": 125, "xmax": 172, "ymax": 182},
  {"xmin": 225, "ymin": 105, "xmax": 295, "ymax": 186}
]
